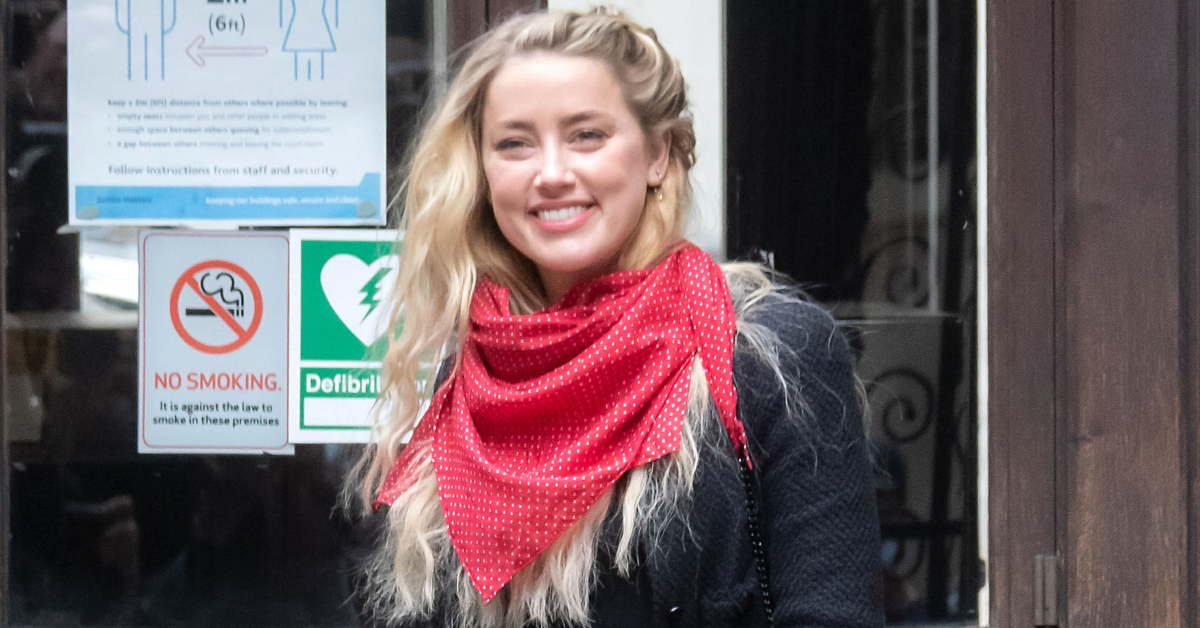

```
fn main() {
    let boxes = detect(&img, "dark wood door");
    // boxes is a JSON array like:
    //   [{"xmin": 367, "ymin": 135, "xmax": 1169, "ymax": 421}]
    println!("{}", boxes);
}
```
[
  {"xmin": 448, "ymin": 0, "xmax": 545, "ymax": 51},
  {"xmin": 989, "ymin": 0, "xmax": 1200, "ymax": 625}
]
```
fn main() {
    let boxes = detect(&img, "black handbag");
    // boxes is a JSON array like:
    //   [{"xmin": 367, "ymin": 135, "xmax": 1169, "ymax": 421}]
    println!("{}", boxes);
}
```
[{"xmin": 739, "ymin": 455, "xmax": 776, "ymax": 627}]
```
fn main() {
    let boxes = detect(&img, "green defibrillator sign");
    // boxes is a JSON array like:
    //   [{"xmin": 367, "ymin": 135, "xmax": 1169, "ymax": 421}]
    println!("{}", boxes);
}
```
[{"xmin": 288, "ymin": 229, "xmax": 400, "ymax": 443}]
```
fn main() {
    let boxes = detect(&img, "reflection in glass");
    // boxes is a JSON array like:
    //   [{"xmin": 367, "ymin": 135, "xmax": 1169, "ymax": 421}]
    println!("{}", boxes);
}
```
[
  {"xmin": 5, "ymin": 1, "xmax": 431, "ymax": 624},
  {"xmin": 726, "ymin": 0, "xmax": 979, "ymax": 623}
]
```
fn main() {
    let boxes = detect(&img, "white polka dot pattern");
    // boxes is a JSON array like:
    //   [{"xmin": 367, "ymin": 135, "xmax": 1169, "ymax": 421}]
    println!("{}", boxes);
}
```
[{"xmin": 375, "ymin": 243, "xmax": 746, "ymax": 602}]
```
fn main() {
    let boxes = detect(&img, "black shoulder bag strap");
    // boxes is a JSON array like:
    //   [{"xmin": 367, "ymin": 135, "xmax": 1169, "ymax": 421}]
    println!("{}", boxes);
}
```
[{"xmin": 738, "ymin": 455, "xmax": 776, "ymax": 627}]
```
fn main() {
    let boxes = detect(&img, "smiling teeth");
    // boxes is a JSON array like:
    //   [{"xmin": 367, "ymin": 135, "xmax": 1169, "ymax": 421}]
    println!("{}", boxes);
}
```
[{"xmin": 537, "ymin": 206, "xmax": 586, "ymax": 222}]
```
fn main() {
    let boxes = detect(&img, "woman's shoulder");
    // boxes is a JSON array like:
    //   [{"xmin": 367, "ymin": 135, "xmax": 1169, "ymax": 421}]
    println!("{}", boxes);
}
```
[
  {"xmin": 745, "ymin": 295, "xmax": 843, "ymax": 346},
  {"xmin": 728, "ymin": 276, "xmax": 854, "ymax": 383},
  {"xmin": 727, "ymin": 276, "xmax": 862, "ymax": 454}
]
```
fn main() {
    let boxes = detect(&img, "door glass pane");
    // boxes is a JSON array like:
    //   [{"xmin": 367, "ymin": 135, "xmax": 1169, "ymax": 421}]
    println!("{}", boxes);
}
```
[
  {"xmin": 726, "ymin": 1, "xmax": 980, "ymax": 624},
  {"xmin": 4, "ymin": 1, "xmax": 431, "ymax": 624}
]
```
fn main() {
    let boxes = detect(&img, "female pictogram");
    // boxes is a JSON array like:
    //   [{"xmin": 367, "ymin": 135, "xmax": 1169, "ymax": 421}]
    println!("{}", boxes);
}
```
[{"xmin": 281, "ymin": 0, "xmax": 337, "ymax": 81}]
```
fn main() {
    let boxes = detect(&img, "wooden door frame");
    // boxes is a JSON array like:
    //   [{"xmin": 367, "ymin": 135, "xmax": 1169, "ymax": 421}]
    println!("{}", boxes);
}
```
[{"xmin": 986, "ymin": 0, "xmax": 1057, "ymax": 625}]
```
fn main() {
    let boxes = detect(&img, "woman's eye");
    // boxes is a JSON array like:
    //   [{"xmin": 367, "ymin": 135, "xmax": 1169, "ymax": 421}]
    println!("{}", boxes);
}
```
[
  {"xmin": 496, "ymin": 138, "xmax": 528, "ymax": 151},
  {"xmin": 572, "ymin": 130, "xmax": 606, "ymax": 144}
]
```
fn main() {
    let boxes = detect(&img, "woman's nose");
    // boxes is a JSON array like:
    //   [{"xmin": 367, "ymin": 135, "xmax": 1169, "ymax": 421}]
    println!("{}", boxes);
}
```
[{"xmin": 533, "ymin": 148, "xmax": 575, "ymax": 192}]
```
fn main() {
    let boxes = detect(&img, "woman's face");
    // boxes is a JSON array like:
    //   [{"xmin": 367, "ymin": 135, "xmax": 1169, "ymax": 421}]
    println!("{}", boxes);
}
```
[{"xmin": 481, "ymin": 53, "xmax": 669, "ymax": 303}]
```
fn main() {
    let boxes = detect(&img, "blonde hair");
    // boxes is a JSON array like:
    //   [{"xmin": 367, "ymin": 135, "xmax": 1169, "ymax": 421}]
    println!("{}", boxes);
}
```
[{"xmin": 353, "ymin": 7, "xmax": 712, "ymax": 627}]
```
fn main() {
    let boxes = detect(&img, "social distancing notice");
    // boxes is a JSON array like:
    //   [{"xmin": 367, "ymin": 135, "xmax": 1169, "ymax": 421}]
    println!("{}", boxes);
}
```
[
  {"xmin": 140, "ymin": 231, "xmax": 290, "ymax": 453},
  {"xmin": 288, "ymin": 229, "xmax": 401, "ymax": 443},
  {"xmin": 67, "ymin": 0, "xmax": 386, "ymax": 225}
]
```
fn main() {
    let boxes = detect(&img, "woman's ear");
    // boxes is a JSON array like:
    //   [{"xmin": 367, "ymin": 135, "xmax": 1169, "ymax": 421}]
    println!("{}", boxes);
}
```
[{"xmin": 646, "ymin": 130, "xmax": 671, "ymax": 187}]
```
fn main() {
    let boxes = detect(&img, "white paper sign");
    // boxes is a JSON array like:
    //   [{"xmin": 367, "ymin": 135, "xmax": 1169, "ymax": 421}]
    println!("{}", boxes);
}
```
[
  {"xmin": 68, "ymin": 0, "xmax": 386, "ymax": 225},
  {"xmin": 139, "ymin": 231, "xmax": 291, "ymax": 454}
]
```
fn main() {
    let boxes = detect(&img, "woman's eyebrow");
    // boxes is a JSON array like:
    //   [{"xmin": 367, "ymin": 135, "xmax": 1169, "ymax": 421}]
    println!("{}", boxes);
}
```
[
  {"xmin": 498, "ymin": 120, "xmax": 536, "ymax": 132},
  {"xmin": 491, "ymin": 111, "xmax": 612, "ymax": 134},
  {"xmin": 561, "ymin": 111, "xmax": 609, "ymax": 126}
]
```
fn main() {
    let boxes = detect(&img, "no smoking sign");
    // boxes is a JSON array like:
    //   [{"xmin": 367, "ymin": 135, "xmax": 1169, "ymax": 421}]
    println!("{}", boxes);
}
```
[
  {"xmin": 170, "ymin": 260, "xmax": 263, "ymax": 354},
  {"xmin": 140, "ymin": 232, "xmax": 290, "ymax": 454}
]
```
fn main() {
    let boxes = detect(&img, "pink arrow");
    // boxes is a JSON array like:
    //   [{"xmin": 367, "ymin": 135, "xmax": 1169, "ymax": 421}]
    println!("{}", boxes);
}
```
[{"xmin": 186, "ymin": 36, "xmax": 268, "ymax": 67}]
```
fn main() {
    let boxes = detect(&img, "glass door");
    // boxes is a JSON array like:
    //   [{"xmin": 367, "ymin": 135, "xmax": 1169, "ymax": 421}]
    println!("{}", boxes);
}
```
[{"xmin": 3, "ymin": 1, "xmax": 435, "ymax": 624}]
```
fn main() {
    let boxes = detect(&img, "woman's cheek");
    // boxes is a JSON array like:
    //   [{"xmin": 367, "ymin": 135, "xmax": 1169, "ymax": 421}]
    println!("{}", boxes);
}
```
[{"xmin": 486, "ymin": 164, "xmax": 530, "ymax": 214}]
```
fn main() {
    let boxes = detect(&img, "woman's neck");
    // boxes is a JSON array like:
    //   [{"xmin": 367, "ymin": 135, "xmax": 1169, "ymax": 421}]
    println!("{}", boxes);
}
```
[
  {"xmin": 537, "ymin": 240, "xmax": 688, "ymax": 304},
  {"xmin": 538, "ymin": 262, "xmax": 618, "ymax": 305},
  {"xmin": 540, "ymin": 266, "xmax": 604, "ymax": 303}
]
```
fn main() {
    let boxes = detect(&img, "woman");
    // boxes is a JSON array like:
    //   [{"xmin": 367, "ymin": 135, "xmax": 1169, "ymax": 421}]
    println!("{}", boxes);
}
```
[{"xmin": 355, "ymin": 7, "xmax": 882, "ymax": 628}]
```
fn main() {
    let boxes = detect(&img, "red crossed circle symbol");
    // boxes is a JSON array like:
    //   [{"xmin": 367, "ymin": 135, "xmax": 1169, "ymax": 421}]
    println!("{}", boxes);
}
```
[{"xmin": 169, "ymin": 260, "xmax": 263, "ymax": 354}]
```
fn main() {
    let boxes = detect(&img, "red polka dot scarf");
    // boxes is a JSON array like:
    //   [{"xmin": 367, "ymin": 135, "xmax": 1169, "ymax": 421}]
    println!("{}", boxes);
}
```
[{"xmin": 375, "ymin": 243, "xmax": 747, "ymax": 603}]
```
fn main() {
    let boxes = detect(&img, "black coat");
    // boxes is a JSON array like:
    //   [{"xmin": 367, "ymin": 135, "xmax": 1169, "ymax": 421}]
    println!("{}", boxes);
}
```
[
  {"xmin": 403, "ymin": 298, "xmax": 883, "ymax": 628},
  {"xmin": 605, "ymin": 298, "xmax": 884, "ymax": 628}
]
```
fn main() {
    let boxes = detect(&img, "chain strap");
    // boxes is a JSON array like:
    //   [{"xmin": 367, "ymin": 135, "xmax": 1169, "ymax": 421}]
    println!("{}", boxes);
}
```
[{"xmin": 739, "ymin": 455, "xmax": 775, "ymax": 627}]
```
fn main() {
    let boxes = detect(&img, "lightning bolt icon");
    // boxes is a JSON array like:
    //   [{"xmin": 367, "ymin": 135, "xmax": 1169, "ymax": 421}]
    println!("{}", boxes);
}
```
[{"xmin": 358, "ymin": 267, "xmax": 394, "ymax": 321}]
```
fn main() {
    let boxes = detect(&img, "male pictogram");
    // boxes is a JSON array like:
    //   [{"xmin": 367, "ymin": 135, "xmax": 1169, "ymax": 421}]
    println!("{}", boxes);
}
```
[
  {"xmin": 170, "ymin": 260, "xmax": 263, "ymax": 354},
  {"xmin": 114, "ymin": 0, "xmax": 177, "ymax": 80}
]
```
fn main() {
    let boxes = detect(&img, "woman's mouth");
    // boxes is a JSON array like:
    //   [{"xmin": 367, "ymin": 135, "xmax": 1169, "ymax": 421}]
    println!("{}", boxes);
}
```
[
  {"xmin": 535, "ymin": 205, "xmax": 587, "ymax": 221},
  {"xmin": 530, "ymin": 204, "xmax": 596, "ymax": 232}
]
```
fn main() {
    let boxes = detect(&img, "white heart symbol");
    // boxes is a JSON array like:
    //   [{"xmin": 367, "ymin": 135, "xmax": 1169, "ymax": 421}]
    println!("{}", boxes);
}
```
[{"xmin": 320, "ymin": 254, "xmax": 400, "ymax": 347}]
